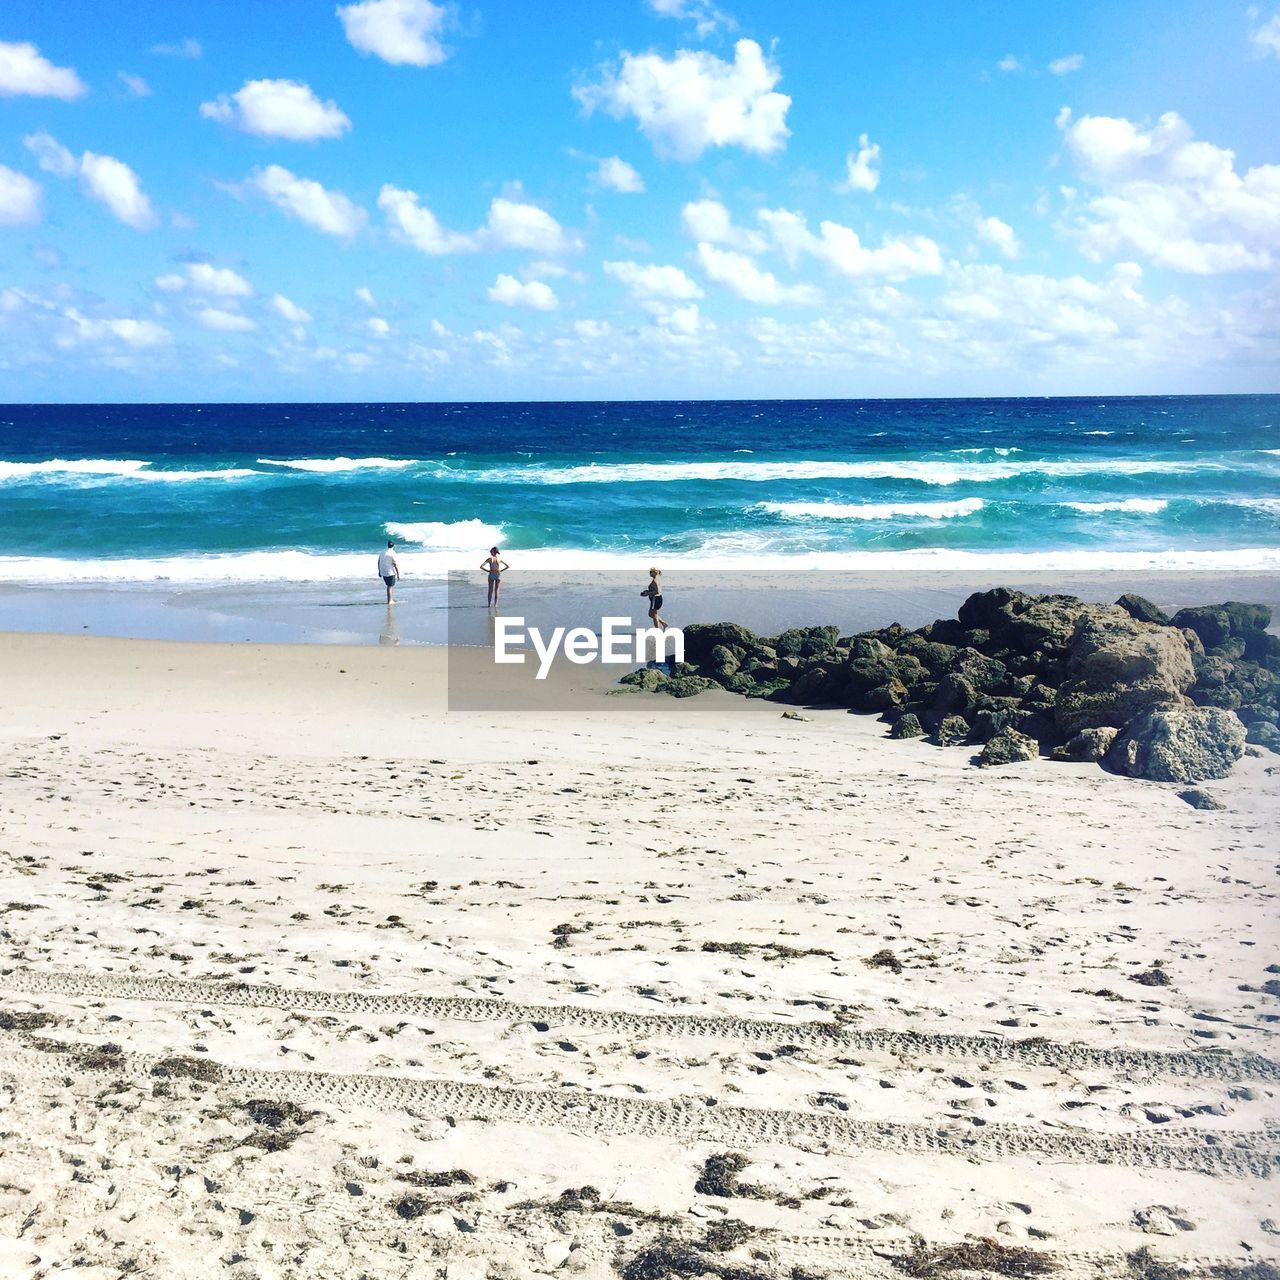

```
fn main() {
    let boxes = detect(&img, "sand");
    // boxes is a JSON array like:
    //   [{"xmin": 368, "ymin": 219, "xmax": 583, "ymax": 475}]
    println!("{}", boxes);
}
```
[{"xmin": 1, "ymin": 631, "xmax": 1277, "ymax": 1280}]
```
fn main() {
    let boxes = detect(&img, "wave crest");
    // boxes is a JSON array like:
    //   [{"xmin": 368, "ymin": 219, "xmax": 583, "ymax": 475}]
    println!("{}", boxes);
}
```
[
  {"xmin": 763, "ymin": 498, "xmax": 985, "ymax": 520},
  {"xmin": 385, "ymin": 519, "xmax": 506, "ymax": 549}
]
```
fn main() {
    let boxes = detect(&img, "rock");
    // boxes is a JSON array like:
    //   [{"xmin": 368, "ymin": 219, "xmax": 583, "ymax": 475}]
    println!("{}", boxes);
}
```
[
  {"xmin": 774, "ymin": 625, "xmax": 839, "ymax": 658},
  {"xmin": 1221, "ymin": 601, "xmax": 1272, "ymax": 635},
  {"xmin": 618, "ymin": 667, "xmax": 668, "ymax": 691},
  {"xmin": 720, "ymin": 672, "xmax": 758, "ymax": 694},
  {"xmin": 743, "ymin": 678, "xmax": 791, "ymax": 699},
  {"xmin": 1050, "ymin": 726, "xmax": 1119, "ymax": 762},
  {"xmin": 788, "ymin": 663, "xmax": 837, "ymax": 704},
  {"xmin": 659, "ymin": 675, "xmax": 718, "ymax": 698},
  {"xmin": 1171, "ymin": 606, "xmax": 1232, "ymax": 649},
  {"xmin": 706, "ymin": 644, "xmax": 740, "ymax": 678},
  {"xmin": 932, "ymin": 672, "xmax": 978, "ymax": 716},
  {"xmin": 935, "ymin": 714, "xmax": 970, "ymax": 746},
  {"xmin": 861, "ymin": 679, "xmax": 908, "ymax": 712},
  {"xmin": 1247, "ymin": 721, "xmax": 1280, "ymax": 752},
  {"xmin": 1178, "ymin": 788, "xmax": 1225, "ymax": 810},
  {"xmin": 679, "ymin": 621, "xmax": 758, "ymax": 663},
  {"xmin": 978, "ymin": 728, "xmax": 1039, "ymax": 767},
  {"xmin": 1115, "ymin": 593, "xmax": 1171, "ymax": 625},
  {"xmin": 889, "ymin": 713, "xmax": 924, "ymax": 739},
  {"xmin": 1056, "ymin": 611, "xmax": 1194, "ymax": 735},
  {"xmin": 1107, "ymin": 705, "xmax": 1246, "ymax": 782}
]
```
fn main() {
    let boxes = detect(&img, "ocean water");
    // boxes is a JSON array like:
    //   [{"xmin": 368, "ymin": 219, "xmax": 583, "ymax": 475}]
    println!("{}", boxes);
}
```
[{"xmin": 0, "ymin": 396, "xmax": 1277, "ymax": 583}]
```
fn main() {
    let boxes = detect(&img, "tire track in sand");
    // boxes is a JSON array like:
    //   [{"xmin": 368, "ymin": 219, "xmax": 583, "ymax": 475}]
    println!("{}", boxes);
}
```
[
  {"xmin": 2, "ymin": 1042, "xmax": 1277, "ymax": 1178},
  {"xmin": 2, "ymin": 966, "xmax": 1276, "ymax": 1083}
]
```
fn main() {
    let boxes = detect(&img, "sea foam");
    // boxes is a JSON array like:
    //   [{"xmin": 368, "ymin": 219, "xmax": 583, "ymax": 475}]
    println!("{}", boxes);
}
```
[
  {"xmin": 257, "ymin": 456, "xmax": 416, "ymax": 473},
  {"xmin": 385, "ymin": 519, "xmax": 506, "ymax": 548},
  {"xmin": 1062, "ymin": 499, "xmax": 1169, "ymax": 514},
  {"xmin": 762, "ymin": 498, "xmax": 985, "ymax": 520}
]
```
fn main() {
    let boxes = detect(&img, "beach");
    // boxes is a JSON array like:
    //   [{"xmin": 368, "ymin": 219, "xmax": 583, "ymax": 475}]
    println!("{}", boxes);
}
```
[{"xmin": 2, "ymin": 629, "xmax": 1278, "ymax": 1279}]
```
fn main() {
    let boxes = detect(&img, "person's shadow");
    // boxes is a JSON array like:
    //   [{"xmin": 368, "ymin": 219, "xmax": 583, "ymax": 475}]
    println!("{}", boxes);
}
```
[{"xmin": 378, "ymin": 604, "xmax": 401, "ymax": 646}]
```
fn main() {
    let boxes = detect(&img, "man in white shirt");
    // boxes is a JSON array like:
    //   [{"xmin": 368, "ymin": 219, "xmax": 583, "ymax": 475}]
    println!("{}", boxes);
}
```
[{"xmin": 378, "ymin": 540, "xmax": 401, "ymax": 604}]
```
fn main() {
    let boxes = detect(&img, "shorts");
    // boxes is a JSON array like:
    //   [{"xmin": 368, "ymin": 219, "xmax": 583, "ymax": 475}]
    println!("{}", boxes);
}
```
[
  {"xmin": 382, "ymin": 575, "xmax": 397, "ymax": 587},
  {"xmin": 649, "ymin": 594, "xmax": 664, "ymax": 610}
]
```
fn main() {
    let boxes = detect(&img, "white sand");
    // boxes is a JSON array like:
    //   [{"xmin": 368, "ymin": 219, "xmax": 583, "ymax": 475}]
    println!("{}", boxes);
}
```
[{"xmin": 1, "ymin": 632, "xmax": 1277, "ymax": 1279}]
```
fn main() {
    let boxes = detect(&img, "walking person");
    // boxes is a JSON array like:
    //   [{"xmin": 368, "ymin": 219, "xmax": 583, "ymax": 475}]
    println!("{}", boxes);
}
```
[
  {"xmin": 378, "ymin": 539, "xmax": 401, "ymax": 604},
  {"xmin": 481, "ymin": 546, "xmax": 509, "ymax": 608},
  {"xmin": 641, "ymin": 566, "xmax": 667, "ymax": 631}
]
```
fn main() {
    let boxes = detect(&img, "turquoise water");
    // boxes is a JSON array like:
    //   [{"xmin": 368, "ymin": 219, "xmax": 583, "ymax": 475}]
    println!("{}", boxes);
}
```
[{"xmin": 0, "ymin": 396, "xmax": 1277, "ymax": 581}]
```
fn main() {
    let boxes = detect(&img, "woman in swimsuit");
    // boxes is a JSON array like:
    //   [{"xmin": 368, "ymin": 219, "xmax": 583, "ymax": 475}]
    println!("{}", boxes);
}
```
[
  {"xmin": 641, "ymin": 566, "xmax": 667, "ymax": 631},
  {"xmin": 481, "ymin": 546, "xmax": 509, "ymax": 608}
]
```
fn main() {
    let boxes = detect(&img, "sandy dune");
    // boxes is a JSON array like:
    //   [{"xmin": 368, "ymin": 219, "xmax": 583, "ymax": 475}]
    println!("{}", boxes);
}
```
[{"xmin": 1, "ymin": 633, "xmax": 1277, "ymax": 1280}]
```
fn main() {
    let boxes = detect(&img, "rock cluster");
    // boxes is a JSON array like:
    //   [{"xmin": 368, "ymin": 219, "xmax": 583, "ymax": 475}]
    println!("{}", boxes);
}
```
[{"xmin": 619, "ymin": 588, "xmax": 1279, "ymax": 782}]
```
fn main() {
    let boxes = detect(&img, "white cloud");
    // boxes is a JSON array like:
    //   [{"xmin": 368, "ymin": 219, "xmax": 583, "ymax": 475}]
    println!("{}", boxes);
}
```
[
  {"xmin": 25, "ymin": 133, "xmax": 158, "ymax": 230},
  {"xmin": 603, "ymin": 260, "xmax": 703, "ymax": 299},
  {"xmin": 119, "ymin": 72, "xmax": 151, "ymax": 97},
  {"xmin": 574, "ymin": 319, "xmax": 611, "ymax": 339},
  {"xmin": 1250, "ymin": 11, "xmax": 1280, "ymax": 57},
  {"xmin": 998, "ymin": 55, "xmax": 1023, "ymax": 73},
  {"xmin": 355, "ymin": 286, "xmax": 377, "ymax": 307},
  {"xmin": 486, "ymin": 197, "xmax": 578, "ymax": 253},
  {"xmin": 271, "ymin": 294, "xmax": 311, "ymax": 323},
  {"xmin": 838, "ymin": 133, "xmax": 881, "ymax": 194},
  {"xmin": 247, "ymin": 165, "xmax": 367, "ymax": 239},
  {"xmin": 646, "ymin": 0, "xmax": 734, "ymax": 37},
  {"xmin": 975, "ymin": 214, "xmax": 1021, "ymax": 259},
  {"xmin": 367, "ymin": 316, "xmax": 392, "ymax": 337},
  {"xmin": 195, "ymin": 306, "xmax": 256, "ymax": 332},
  {"xmin": 695, "ymin": 242, "xmax": 820, "ymax": 304},
  {"xmin": 151, "ymin": 38, "xmax": 202, "ymax": 59},
  {"xmin": 0, "ymin": 41, "xmax": 86, "ymax": 99},
  {"xmin": 487, "ymin": 274, "xmax": 559, "ymax": 310},
  {"xmin": 337, "ymin": 0, "xmax": 448, "ymax": 67},
  {"xmin": 155, "ymin": 262, "xmax": 253, "ymax": 297},
  {"xmin": 1048, "ymin": 53, "xmax": 1084, "ymax": 75},
  {"xmin": 680, "ymin": 198, "xmax": 766, "ymax": 251},
  {"xmin": 1059, "ymin": 109, "xmax": 1280, "ymax": 273},
  {"xmin": 0, "ymin": 165, "xmax": 42, "ymax": 225},
  {"xmin": 201, "ymin": 79, "xmax": 351, "ymax": 141},
  {"xmin": 593, "ymin": 155, "xmax": 645, "ymax": 193},
  {"xmin": 378, "ymin": 187, "xmax": 578, "ymax": 255},
  {"xmin": 64, "ymin": 308, "xmax": 171, "ymax": 347},
  {"xmin": 80, "ymin": 152, "xmax": 158, "ymax": 230},
  {"xmin": 758, "ymin": 208, "xmax": 945, "ymax": 280},
  {"xmin": 575, "ymin": 39, "xmax": 790, "ymax": 161}
]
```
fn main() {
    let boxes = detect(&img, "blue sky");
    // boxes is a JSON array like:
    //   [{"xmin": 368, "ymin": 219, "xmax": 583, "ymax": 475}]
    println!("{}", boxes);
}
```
[{"xmin": 0, "ymin": 0, "xmax": 1278, "ymax": 401}]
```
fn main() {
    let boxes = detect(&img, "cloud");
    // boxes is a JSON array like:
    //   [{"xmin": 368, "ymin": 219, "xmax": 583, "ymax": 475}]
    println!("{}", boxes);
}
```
[
  {"xmin": 998, "ymin": 54, "xmax": 1023, "ymax": 73},
  {"xmin": 155, "ymin": 263, "xmax": 253, "ymax": 297},
  {"xmin": 118, "ymin": 72, "xmax": 151, "ymax": 97},
  {"xmin": 1048, "ymin": 53, "xmax": 1084, "ymax": 75},
  {"xmin": 680, "ymin": 198, "xmax": 767, "ymax": 251},
  {"xmin": 337, "ymin": 0, "xmax": 448, "ymax": 67},
  {"xmin": 1250, "ymin": 10, "xmax": 1280, "ymax": 57},
  {"xmin": 64, "ymin": 308, "xmax": 171, "ymax": 347},
  {"xmin": 593, "ymin": 155, "xmax": 645, "ymax": 193},
  {"xmin": 487, "ymin": 274, "xmax": 559, "ymax": 310},
  {"xmin": 575, "ymin": 39, "xmax": 791, "ymax": 161},
  {"xmin": 195, "ymin": 306, "xmax": 256, "ymax": 332},
  {"xmin": 838, "ymin": 133, "xmax": 881, "ymax": 194},
  {"xmin": 695, "ymin": 242, "xmax": 820, "ymax": 304},
  {"xmin": 25, "ymin": 133, "xmax": 158, "ymax": 229},
  {"xmin": 367, "ymin": 316, "xmax": 391, "ymax": 337},
  {"xmin": 201, "ymin": 79, "xmax": 351, "ymax": 141},
  {"xmin": 646, "ymin": 0, "xmax": 734, "ymax": 37},
  {"xmin": 603, "ymin": 260, "xmax": 703, "ymax": 299},
  {"xmin": 355, "ymin": 286, "xmax": 377, "ymax": 307},
  {"xmin": 1059, "ymin": 109, "xmax": 1280, "ymax": 273},
  {"xmin": 759, "ymin": 208, "xmax": 945, "ymax": 280},
  {"xmin": 271, "ymin": 294, "xmax": 311, "ymax": 323},
  {"xmin": 151, "ymin": 37, "xmax": 202, "ymax": 59},
  {"xmin": 247, "ymin": 164, "xmax": 367, "ymax": 239},
  {"xmin": 0, "ymin": 165, "xmax": 42, "ymax": 226},
  {"xmin": 975, "ymin": 214, "xmax": 1020, "ymax": 259},
  {"xmin": 378, "ymin": 187, "xmax": 579, "ymax": 255},
  {"xmin": 0, "ymin": 40, "xmax": 87, "ymax": 99}
]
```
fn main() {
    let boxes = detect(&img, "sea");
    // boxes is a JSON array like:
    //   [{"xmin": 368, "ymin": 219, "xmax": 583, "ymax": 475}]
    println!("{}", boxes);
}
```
[{"xmin": 1, "ymin": 397, "xmax": 1277, "ymax": 585}]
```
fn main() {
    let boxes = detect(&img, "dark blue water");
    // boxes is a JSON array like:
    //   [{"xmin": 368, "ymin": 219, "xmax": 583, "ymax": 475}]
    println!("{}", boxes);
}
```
[{"xmin": 0, "ymin": 396, "xmax": 1276, "ymax": 580}]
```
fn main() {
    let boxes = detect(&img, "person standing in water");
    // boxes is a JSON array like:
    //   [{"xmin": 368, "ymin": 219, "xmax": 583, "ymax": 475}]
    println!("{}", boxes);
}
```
[
  {"xmin": 481, "ymin": 546, "xmax": 509, "ymax": 607},
  {"xmin": 641, "ymin": 566, "xmax": 667, "ymax": 631},
  {"xmin": 378, "ymin": 539, "xmax": 401, "ymax": 604}
]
